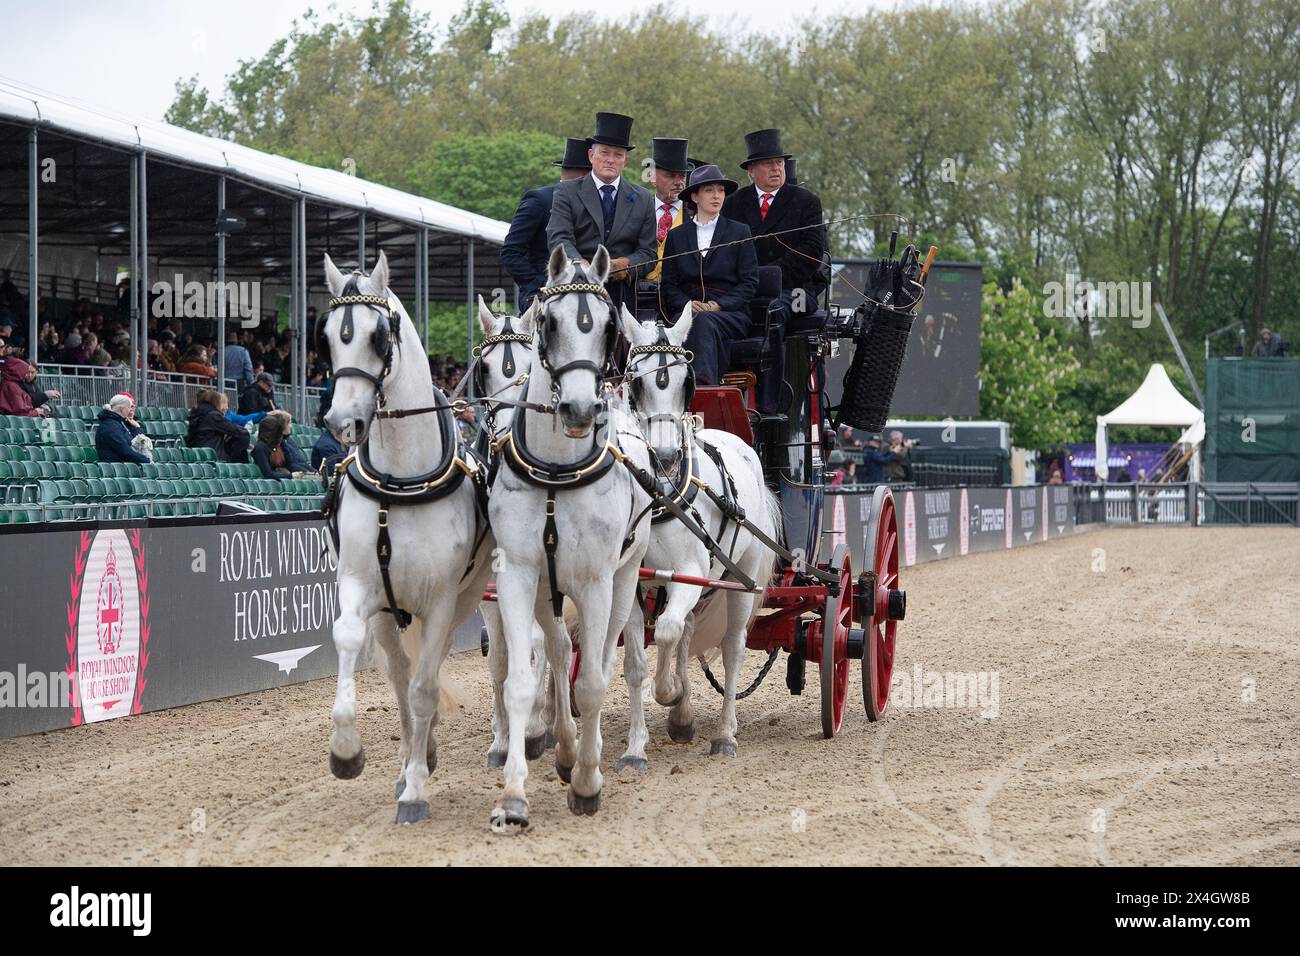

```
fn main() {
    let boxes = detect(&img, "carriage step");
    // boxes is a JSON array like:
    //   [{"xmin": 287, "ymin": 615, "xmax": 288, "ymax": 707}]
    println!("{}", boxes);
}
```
[{"xmin": 785, "ymin": 652, "xmax": 806, "ymax": 695}]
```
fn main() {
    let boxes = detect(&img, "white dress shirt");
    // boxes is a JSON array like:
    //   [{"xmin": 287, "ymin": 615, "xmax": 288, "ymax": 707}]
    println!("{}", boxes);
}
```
[
  {"xmin": 657, "ymin": 197, "xmax": 681, "ymax": 224},
  {"xmin": 757, "ymin": 186, "xmax": 780, "ymax": 210},
  {"xmin": 695, "ymin": 213, "xmax": 719, "ymax": 256},
  {"xmin": 591, "ymin": 171, "xmax": 620, "ymax": 198}
]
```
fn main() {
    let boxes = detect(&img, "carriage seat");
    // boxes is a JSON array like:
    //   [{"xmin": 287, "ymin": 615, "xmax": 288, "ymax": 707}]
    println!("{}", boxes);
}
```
[{"xmin": 728, "ymin": 266, "xmax": 785, "ymax": 371}]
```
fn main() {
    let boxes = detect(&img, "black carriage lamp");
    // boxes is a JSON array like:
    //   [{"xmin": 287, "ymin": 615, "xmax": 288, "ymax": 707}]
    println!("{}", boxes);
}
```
[{"xmin": 216, "ymin": 210, "xmax": 246, "ymax": 236}]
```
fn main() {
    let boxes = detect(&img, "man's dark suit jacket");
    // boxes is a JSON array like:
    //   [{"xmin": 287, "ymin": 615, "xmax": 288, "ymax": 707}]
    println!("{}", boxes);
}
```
[
  {"xmin": 546, "ymin": 175, "xmax": 656, "ymax": 278},
  {"xmin": 501, "ymin": 184, "xmax": 556, "ymax": 308},
  {"xmin": 722, "ymin": 182, "xmax": 827, "ymax": 299}
]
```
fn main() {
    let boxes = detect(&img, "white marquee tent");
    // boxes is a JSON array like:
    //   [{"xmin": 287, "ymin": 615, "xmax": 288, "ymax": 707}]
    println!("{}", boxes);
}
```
[{"xmin": 1095, "ymin": 364, "xmax": 1204, "ymax": 481}]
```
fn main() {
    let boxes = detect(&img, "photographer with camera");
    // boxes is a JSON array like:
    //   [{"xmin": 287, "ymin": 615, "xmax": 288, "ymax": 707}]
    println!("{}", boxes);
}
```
[{"xmin": 885, "ymin": 429, "xmax": 916, "ymax": 483}]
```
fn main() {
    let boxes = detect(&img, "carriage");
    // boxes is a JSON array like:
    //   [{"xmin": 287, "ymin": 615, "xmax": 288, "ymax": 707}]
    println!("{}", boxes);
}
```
[{"xmin": 559, "ymin": 242, "xmax": 928, "ymax": 739}]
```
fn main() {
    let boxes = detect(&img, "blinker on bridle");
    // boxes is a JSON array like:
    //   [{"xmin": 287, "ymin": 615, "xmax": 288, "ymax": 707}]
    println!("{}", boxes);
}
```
[
  {"xmin": 533, "ymin": 278, "xmax": 617, "ymax": 393},
  {"xmin": 325, "ymin": 272, "xmax": 399, "ymax": 403}
]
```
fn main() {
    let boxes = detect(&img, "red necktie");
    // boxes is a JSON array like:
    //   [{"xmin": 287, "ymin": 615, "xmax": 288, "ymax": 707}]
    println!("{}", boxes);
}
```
[
  {"xmin": 657, "ymin": 203, "xmax": 674, "ymax": 243},
  {"xmin": 760, "ymin": 193, "xmax": 773, "ymax": 220}
]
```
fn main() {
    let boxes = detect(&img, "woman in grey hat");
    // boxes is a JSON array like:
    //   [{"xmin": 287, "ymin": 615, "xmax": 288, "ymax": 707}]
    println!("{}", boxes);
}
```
[{"xmin": 659, "ymin": 164, "xmax": 758, "ymax": 386}]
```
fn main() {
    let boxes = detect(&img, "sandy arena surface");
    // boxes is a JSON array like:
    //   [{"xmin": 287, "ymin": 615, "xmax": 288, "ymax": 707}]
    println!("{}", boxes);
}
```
[{"xmin": 3, "ymin": 526, "xmax": 1298, "ymax": 866}]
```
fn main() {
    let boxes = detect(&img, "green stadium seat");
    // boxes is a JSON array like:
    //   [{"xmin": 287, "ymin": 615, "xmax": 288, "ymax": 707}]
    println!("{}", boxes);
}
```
[
  {"xmin": 85, "ymin": 478, "xmax": 108, "ymax": 499},
  {"xmin": 71, "ymin": 479, "xmax": 90, "ymax": 499},
  {"xmin": 192, "ymin": 446, "xmax": 216, "ymax": 462}
]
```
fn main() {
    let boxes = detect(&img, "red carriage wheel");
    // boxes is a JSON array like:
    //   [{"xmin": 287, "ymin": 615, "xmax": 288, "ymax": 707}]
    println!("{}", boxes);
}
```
[
  {"xmin": 860, "ymin": 486, "xmax": 902, "ymax": 721},
  {"xmin": 819, "ymin": 543, "xmax": 852, "ymax": 739}
]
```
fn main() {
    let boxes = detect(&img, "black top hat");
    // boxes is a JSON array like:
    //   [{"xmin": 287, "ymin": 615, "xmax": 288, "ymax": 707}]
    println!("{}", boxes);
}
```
[
  {"xmin": 586, "ymin": 112, "xmax": 636, "ymax": 151},
  {"xmin": 554, "ymin": 137, "xmax": 593, "ymax": 169},
  {"xmin": 680, "ymin": 164, "xmax": 738, "ymax": 202},
  {"xmin": 687, "ymin": 156, "xmax": 709, "ymax": 171},
  {"xmin": 651, "ymin": 138, "xmax": 690, "ymax": 173},
  {"xmin": 740, "ymin": 128, "xmax": 793, "ymax": 168},
  {"xmin": 784, "ymin": 157, "xmax": 799, "ymax": 186}
]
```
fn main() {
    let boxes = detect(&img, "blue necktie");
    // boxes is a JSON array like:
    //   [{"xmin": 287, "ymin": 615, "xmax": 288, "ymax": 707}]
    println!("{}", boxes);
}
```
[{"xmin": 599, "ymin": 184, "xmax": 615, "ymax": 236}]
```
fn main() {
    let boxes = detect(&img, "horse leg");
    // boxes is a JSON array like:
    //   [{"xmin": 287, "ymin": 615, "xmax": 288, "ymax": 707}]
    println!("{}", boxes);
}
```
[
  {"xmin": 483, "ymin": 602, "xmax": 509, "ymax": 769},
  {"xmin": 567, "ymin": 575, "xmax": 618, "ymax": 815},
  {"xmin": 616, "ymin": 596, "xmax": 649, "ymax": 773},
  {"xmin": 668, "ymin": 610, "xmax": 697, "ymax": 738},
  {"xmin": 654, "ymin": 582, "xmax": 702, "ymax": 745},
  {"xmin": 541, "ymin": 661, "xmax": 557, "ymax": 751},
  {"xmin": 524, "ymin": 621, "xmax": 550, "ymax": 759},
  {"xmin": 329, "ymin": 578, "xmax": 373, "ymax": 779},
  {"xmin": 539, "ymin": 611, "xmax": 577, "ymax": 783},
  {"xmin": 396, "ymin": 609, "xmax": 451, "ymax": 824},
  {"xmin": 490, "ymin": 567, "xmax": 541, "ymax": 831},
  {"xmin": 372, "ymin": 615, "xmax": 415, "ymax": 797},
  {"xmin": 711, "ymin": 571, "xmax": 761, "ymax": 757}
]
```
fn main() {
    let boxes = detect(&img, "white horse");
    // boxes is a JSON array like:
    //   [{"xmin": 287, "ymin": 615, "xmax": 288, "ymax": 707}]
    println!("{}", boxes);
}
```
[
  {"xmin": 321, "ymin": 252, "xmax": 494, "ymax": 824},
  {"xmin": 615, "ymin": 306, "xmax": 781, "ymax": 763},
  {"xmin": 487, "ymin": 245, "xmax": 652, "ymax": 828},
  {"xmin": 470, "ymin": 297, "xmax": 557, "ymax": 768}
]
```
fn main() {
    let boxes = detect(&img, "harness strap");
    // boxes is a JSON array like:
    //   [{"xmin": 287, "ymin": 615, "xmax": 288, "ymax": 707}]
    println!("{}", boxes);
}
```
[
  {"xmin": 543, "ymin": 491, "xmax": 563, "ymax": 621},
  {"xmin": 376, "ymin": 498, "xmax": 413, "ymax": 630}
]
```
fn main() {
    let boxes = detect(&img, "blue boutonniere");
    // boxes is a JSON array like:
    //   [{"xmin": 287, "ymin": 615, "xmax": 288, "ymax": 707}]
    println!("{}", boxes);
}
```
[{"xmin": 627, "ymin": 193, "xmax": 636, "ymax": 202}]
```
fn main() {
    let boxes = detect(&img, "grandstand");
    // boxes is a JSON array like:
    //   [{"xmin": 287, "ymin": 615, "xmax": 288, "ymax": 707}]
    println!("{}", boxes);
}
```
[{"xmin": 0, "ymin": 405, "xmax": 325, "ymax": 523}]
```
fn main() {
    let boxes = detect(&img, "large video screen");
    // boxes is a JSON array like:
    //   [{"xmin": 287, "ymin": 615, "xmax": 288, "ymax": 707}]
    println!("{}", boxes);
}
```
[{"xmin": 827, "ymin": 261, "xmax": 982, "ymax": 417}]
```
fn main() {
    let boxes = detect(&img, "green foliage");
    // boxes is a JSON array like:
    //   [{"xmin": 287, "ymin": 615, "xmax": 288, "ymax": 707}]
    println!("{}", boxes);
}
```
[
  {"xmin": 408, "ymin": 132, "xmax": 563, "ymax": 221},
  {"xmin": 979, "ymin": 279, "xmax": 1082, "ymax": 447}
]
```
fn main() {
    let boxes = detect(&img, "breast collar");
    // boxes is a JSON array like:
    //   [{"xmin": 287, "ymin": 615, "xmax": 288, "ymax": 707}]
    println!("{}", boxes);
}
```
[
  {"xmin": 495, "ymin": 405, "xmax": 619, "ymax": 490},
  {"xmin": 344, "ymin": 396, "xmax": 480, "ymax": 504}
]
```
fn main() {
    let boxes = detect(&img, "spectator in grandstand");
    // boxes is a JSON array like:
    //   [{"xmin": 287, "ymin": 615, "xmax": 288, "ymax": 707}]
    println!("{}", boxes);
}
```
[
  {"xmin": 1251, "ymin": 328, "xmax": 1288, "ymax": 357},
  {"xmin": 158, "ymin": 330, "xmax": 181, "ymax": 371},
  {"xmin": 95, "ymin": 393, "xmax": 151, "ymax": 464},
  {"xmin": 0, "ymin": 357, "xmax": 50, "ymax": 417},
  {"xmin": 315, "ymin": 377, "xmax": 334, "ymax": 428},
  {"xmin": 268, "ymin": 410, "xmax": 310, "ymax": 474},
  {"xmin": 859, "ymin": 434, "xmax": 900, "ymax": 484},
  {"xmin": 251, "ymin": 412, "xmax": 305, "ymax": 480},
  {"xmin": 187, "ymin": 390, "xmax": 251, "ymax": 463},
  {"xmin": 17, "ymin": 361, "xmax": 60, "ymax": 412},
  {"xmin": 223, "ymin": 330, "xmax": 254, "ymax": 388},
  {"xmin": 60, "ymin": 331, "xmax": 90, "ymax": 365},
  {"xmin": 178, "ymin": 345, "xmax": 218, "ymax": 379},
  {"xmin": 885, "ymin": 430, "xmax": 914, "ymax": 482},
  {"xmin": 1048, "ymin": 464, "xmax": 1064, "ymax": 484},
  {"xmin": 37, "ymin": 323, "xmax": 60, "ymax": 364},
  {"xmin": 240, "ymin": 371, "xmax": 279, "ymax": 415},
  {"xmin": 311, "ymin": 427, "xmax": 347, "ymax": 473},
  {"xmin": 89, "ymin": 347, "xmax": 113, "ymax": 376}
]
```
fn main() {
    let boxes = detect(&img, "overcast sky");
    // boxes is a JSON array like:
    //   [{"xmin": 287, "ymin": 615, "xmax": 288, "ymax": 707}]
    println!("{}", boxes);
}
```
[{"xmin": 0, "ymin": 0, "xmax": 905, "ymax": 122}]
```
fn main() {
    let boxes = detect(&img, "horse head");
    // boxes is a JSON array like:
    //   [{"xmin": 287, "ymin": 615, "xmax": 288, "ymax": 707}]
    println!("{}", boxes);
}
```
[
  {"xmin": 536, "ymin": 244, "xmax": 617, "ymax": 438},
  {"xmin": 618, "ymin": 302, "xmax": 696, "ymax": 470},
  {"xmin": 474, "ymin": 294, "xmax": 535, "ymax": 430},
  {"xmin": 321, "ymin": 250, "xmax": 405, "ymax": 445}
]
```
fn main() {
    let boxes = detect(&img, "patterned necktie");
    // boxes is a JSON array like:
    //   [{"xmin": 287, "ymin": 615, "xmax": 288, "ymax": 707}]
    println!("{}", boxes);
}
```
[
  {"xmin": 657, "ymin": 203, "xmax": 675, "ymax": 243},
  {"xmin": 600, "ymin": 184, "xmax": 616, "ymax": 235},
  {"xmin": 760, "ymin": 193, "xmax": 773, "ymax": 221}
]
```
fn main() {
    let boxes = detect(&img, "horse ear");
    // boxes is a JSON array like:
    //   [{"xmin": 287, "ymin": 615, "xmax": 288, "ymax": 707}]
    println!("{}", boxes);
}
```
[
  {"xmin": 590, "ymin": 246, "xmax": 611, "ymax": 284},
  {"xmin": 519, "ymin": 298, "xmax": 540, "ymax": 334},
  {"xmin": 617, "ymin": 303, "xmax": 644, "ymax": 346},
  {"xmin": 370, "ymin": 250, "xmax": 390, "ymax": 294},
  {"xmin": 670, "ymin": 302, "xmax": 695, "ymax": 346},
  {"xmin": 547, "ymin": 244, "xmax": 570, "ymax": 284},
  {"xmin": 477, "ymin": 295, "xmax": 497, "ymax": 335},
  {"xmin": 324, "ymin": 254, "xmax": 346, "ymax": 296}
]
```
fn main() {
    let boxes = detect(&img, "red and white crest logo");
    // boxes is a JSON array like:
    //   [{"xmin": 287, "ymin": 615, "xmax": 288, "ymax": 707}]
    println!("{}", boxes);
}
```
[
  {"xmin": 903, "ymin": 491, "xmax": 917, "ymax": 566},
  {"xmin": 70, "ymin": 529, "xmax": 150, "ymax": 725},
  {"xmin": 97, "ymin": 542, "xmax": 124, "ymax": 655}
]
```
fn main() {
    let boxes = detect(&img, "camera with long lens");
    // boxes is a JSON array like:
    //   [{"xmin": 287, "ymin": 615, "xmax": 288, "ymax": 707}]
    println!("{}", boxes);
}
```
[{"xmin": 831, "ymin": 238, "xmax": 930, "ymax": 434}]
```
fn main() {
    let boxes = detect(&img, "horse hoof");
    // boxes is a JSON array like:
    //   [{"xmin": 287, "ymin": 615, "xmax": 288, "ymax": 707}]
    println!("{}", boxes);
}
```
[
  {"xmin": 566, "ymin": 788, "xmax": 601, "ymax": 816},
  {"xmin": 556, "ymin": 762, "xmax": 574, "ymax": 784},
  {"xmin": 709, "ymin": 739, "xmax": 737, "ymax": 758},
  {"xmin": 490, "ymin": 798, "xmax": 530, "ymax": 833},
  {"xmin": 616, "ymin": 755, "xmax": 648, "ymax": 773},
  {"xmin": 395, "ymin": 800, "xmax": 429, "ymax": 825},
  {"xmin": 544, "ymin": 731, "xmax": 557, "ymax": 750},
  {"xmin": 486, "ymin": 750, "xmax": 507, "ymax": 769},
  {"xmin": 667, "ymin": 720, "xmax": 696, "ymax": 743},
  {"xmin": 525, "ymin": 735, "xmax": 547, "ymax": 760},
  {"xmin": 329, "ymin": 749, "xmax": 366, "ymax": 779}
]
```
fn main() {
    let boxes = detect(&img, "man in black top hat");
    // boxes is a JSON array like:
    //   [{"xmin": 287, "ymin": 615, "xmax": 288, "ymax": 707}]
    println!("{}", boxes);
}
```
[
  {"xmin": 546, "ymin": 112, "xmax": 656, "ymax": 310},
  {"xmin": 722, "ymin": 129, "xmax": 828, "ymax": 413},
  {"xmin": 640, "ymin": 137, "xmax": 693, "ymax": 305},
  {"xmin": 722, "ymin": 129, "xmax": 828, "ymax": 312},
  {"xmin": 501, "ymin": 137, "xmax": 592, "ymax": 312}
]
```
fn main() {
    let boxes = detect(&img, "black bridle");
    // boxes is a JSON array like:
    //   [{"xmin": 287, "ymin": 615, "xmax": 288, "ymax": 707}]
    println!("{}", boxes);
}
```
[
  {"xmin": 320, "ymin": 272, "xmax": 400, "ymax": 406},
  {"xmin": 533, "ymin": 269, "xmax": 619, "ymax": 402}
]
